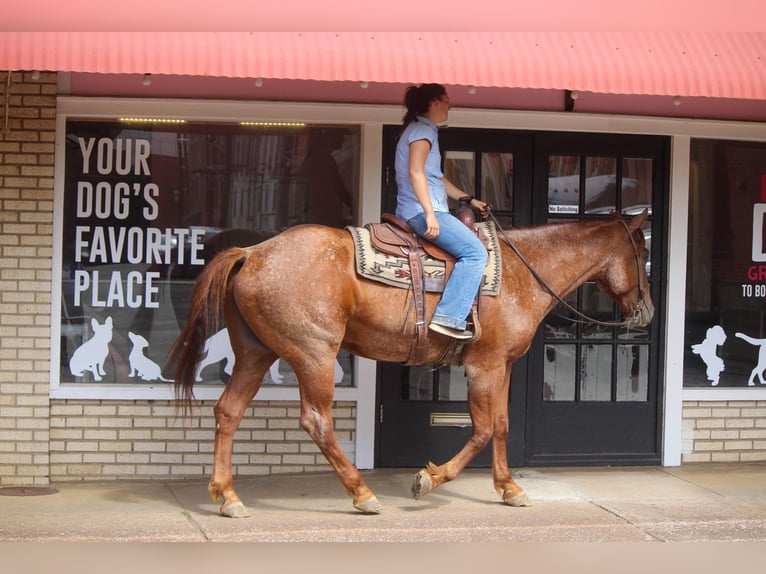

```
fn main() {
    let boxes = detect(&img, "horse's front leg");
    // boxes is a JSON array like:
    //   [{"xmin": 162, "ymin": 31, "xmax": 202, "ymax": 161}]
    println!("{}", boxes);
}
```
[
  {"xmin": 208, "ymin": 355, "xmax": 272, "ymax": 518},
  {"xmin": 411, "ymin": 364, "xmax": 502, "ymax": 500},
  {"xmin": 490, "ymin": 362, "xmax": 530, "ymax": 507}
]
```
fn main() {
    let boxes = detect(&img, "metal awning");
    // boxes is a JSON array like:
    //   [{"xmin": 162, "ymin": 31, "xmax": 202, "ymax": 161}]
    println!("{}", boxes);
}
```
[{"xmin": 2, "ymin": 31, "xmax": 766, "ymax": 100}]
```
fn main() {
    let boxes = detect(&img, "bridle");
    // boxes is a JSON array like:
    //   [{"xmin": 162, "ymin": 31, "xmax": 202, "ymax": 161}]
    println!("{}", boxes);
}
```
[{"xmin": 486, "ymin": 210, "xmax": 647, "ymax": 329}]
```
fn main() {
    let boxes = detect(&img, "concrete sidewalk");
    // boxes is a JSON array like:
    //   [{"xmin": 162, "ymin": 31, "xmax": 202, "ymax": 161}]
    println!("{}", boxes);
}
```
[{"xmin": 1, "ymin": 464, "xmax": 766, "ymax": 542}]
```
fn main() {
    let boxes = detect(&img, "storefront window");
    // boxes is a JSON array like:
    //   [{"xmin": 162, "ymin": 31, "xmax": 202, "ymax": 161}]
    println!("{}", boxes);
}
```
[
  {"xmin": 684, "ymin": 139, "xmax": 766, "ymax": 388},
  {"xmin": 58, "ymin": 119, "xmax": 360, "ymax": 387}
]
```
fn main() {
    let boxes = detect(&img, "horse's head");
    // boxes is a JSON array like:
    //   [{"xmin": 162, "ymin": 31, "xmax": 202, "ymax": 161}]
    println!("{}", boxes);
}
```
[{"xmin": 596, "ymin": 209, "xmax": 654, "ymax": 327}]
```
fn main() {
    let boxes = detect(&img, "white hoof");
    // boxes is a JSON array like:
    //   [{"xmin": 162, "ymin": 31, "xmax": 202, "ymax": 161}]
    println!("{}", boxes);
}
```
[
  {"xmin": 354, "ymin": 495, "xmax": 382, "ymax": 514},
  {"xmin": 504, "ymin": 492, "xmax": 532, "ymax": 507},
  {"xmin": 411, "ymin": 470, "xmax": 433, "ymax": 500},
  {"xmin": 220, "ymin": 501, "xmax": 251, "ymax": 518}
]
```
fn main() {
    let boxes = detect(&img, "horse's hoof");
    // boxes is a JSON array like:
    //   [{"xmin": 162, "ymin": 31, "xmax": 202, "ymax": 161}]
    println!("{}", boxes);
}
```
[
  {"xmin": 503, "ymin": 492, "xmax": 532, "ymax": 507},
  {"xmin": 220, "ymin": 501, "xmax": 251, "ymax": 518},
  {"xmin": 354, "ymin": 495, "xmax": 382, "ymax": 514},
  {"xmin": 411, "ymin": 470, "xmax": 433, "ymax": 500}
]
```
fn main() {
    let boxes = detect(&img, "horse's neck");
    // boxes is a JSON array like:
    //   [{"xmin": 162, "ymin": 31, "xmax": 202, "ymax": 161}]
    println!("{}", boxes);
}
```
[{"xmin": 510, "ymin": 221, "xmax": 614, "ymax": 299}]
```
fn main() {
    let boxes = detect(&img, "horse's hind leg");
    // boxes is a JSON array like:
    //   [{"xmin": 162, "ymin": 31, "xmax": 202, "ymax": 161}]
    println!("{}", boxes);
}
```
[
  {"xmin": 208, "ymin": 349, "xmax": 275, "ymax": 518},
  {"xmin": 295, "ymin": 359, "xmax": 382, "ymax": 514}
]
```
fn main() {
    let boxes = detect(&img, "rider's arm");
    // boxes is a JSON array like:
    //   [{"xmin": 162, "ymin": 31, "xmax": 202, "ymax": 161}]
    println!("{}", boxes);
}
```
[{"xmin": 409, "ymin": 139, "xmax": 440, "ymax": 239}]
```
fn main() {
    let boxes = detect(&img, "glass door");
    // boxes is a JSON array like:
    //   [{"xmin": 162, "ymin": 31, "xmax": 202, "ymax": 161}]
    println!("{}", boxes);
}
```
[{"xmin": 526, "ymin": 132, "xmax": 668, "ymax": 465}]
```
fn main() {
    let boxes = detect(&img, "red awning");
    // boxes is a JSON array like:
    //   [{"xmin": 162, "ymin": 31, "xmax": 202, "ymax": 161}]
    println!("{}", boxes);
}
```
[{"xmin": 2, "ymin": 31, "xmax": 766, "ymax": 100}]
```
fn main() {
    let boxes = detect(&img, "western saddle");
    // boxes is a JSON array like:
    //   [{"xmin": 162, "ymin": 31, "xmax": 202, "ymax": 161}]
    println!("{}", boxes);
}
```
[{"xmin": 366, "ymin": 207, "xmax": 483, "ymax": 365}]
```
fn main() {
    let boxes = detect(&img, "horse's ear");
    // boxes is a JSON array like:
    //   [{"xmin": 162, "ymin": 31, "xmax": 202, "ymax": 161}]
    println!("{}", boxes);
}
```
[{"xmin": 628, "ymin": 208, "xmax": 649, "ymax": 231}]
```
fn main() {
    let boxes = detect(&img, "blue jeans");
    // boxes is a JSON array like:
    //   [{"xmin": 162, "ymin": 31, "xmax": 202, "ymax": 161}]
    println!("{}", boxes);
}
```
[{"xmin": 408, "ymin": 211, "xmax": 488, "ymax": 331}]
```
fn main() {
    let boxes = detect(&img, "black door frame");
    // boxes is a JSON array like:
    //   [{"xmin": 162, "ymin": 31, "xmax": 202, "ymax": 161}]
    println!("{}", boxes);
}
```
[
  {"xmin": 375, "ymin": 126, "xmax": 668, "ymax": 467},
  {"xmin": 525, "ymin": 131, "xmax": 669, "ymax": 465}
]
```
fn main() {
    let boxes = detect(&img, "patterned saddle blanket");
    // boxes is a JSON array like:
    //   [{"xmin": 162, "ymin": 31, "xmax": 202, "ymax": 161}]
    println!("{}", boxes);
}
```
[{"xmin": 346, "ymin": 220, "xmax": 501, "ymax": 296}]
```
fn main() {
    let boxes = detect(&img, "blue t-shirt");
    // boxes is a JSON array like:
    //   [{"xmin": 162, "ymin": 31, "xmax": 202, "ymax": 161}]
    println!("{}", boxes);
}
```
[{"xmin": 394, "ymin": 116, "xmax": 448, "ymax": 221}]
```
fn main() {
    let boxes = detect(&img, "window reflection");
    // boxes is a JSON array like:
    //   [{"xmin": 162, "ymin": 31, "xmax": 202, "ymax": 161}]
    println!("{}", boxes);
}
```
[
  {"xmin": 548, "ymin": 155, "xmax": 580, "ymax": 214},
  {"xmin": 616, "ymin": 344, "xmax": 649, "ymax": 401},
  {"xmin": 444, "ymin": 150, "xmax": 476, "ymax": 200},
  {"xmin": 584, "ymin": 156, "xmax": 617, "ymax": 214},
  {"xmin": 622, "ymin": 158, "xmax": 653, "ymax": 215},
  {"xmin": 482, "ymin": 153, "xmax": 514, "ymax": 211},
  {"xmin": 400, "ymin": 364, "xmax": 467, "ymax": 401},
  {"xmin": 543, "ymin": 344, "xmax": 576, "ymax": 401}
]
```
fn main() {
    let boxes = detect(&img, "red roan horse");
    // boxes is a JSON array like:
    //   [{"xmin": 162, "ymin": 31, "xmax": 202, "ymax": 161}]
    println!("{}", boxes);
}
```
[{"xmin": 169, "ymin": 209, "xmax": 653, "ymax": 517}]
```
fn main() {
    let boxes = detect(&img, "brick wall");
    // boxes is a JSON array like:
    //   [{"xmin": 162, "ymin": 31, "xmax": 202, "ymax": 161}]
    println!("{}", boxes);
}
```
[
  {"xmin": 0, "ymin": 71, "xmax": 357, "ymax": 486},
  {"xmin": 49, "ymin": 399, "xmax": 355, "ymax": 481},
  {"xmin": 682, "ymin": 400, "xmax": 766, "ymax": 463},
  {"xmin": 0, "ymin": 71, "xmax": 56, "ymax": 486}
]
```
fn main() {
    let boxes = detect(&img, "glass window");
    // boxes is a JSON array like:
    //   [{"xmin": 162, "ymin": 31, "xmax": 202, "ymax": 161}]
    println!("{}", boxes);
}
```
[
  {"xmin": 580, "ymin": 344, "xmax": 612, "ymax": 401},
  {"xmin": 482, "ymin": 153, "xmax": 514, "ymax": 211},
  {"xmin": 616, "ymin": 344, "xmax": 649, "ymax": 401},
  {"xmin": 443, "ymin": 150, "xmax": 476, "ymax": 199},
  {"xmin": 622, "ymin": 157, "xmax": 653, "ymax": 216},
  {"xmin": 584, "ymin": 156, "xmax": 617, "ymax": 214},
  {"xmin": 59, "ymin": 120, "xmax": 360, "ymax": 387},
  {"xmin": 684, "ymin": 139, "xmax": 766, "ymax": 388},
  {"xmin": 548, "ymin": 155, "xmax": 580, "ymax": 214},
  {"xmin": 400, "ymin": 364, "xmax": 467, "ymax": 402},
  {"xmin": 543, "ymin": 344, "xmax": 576, "ymax": 401}
]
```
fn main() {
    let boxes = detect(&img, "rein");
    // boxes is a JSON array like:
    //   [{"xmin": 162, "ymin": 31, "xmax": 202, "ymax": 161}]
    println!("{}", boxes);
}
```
[{"xmin": 486, "ymin": 210, "xmax": 645, "ymax": 329}]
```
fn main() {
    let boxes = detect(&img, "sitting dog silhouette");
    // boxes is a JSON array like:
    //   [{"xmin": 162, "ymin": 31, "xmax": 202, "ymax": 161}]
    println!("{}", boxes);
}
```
[
  {"xmin": 69, "ymin": 317, "xmax": 113, "ymax": 381},
  {"xmin": 128, "ymin": 331, "xmax": 173, "ymax": 382}
]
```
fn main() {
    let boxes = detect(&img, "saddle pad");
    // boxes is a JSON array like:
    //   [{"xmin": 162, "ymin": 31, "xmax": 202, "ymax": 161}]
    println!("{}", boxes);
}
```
[{"xmin": 346, "ymin": 221, "xmax": 501, "ymax": 296}]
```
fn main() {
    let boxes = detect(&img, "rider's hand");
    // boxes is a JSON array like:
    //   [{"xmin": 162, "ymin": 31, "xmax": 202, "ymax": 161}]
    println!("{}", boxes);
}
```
[
  {"xmin": 424, "ymin": 212, "xmax": 440, "ymax": 239},
  {"xmin": 470, "ymin": 198, "xmax": 490, "ymax": 219}
]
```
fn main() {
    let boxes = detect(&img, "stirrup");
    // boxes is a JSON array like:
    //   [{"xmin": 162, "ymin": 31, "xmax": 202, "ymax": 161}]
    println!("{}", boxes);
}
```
[{"xmin": 428, "ymin": 323, "xmax": 473, "ymax": 340}]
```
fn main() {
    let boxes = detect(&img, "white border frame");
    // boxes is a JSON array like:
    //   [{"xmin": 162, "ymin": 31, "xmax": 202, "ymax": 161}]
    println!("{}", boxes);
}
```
[{"xmin": 51, "ymin": 96, "xmax": 766, "ymax": 469}]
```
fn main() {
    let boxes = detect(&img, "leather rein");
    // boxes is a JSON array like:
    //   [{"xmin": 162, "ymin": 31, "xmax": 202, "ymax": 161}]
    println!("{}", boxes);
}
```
[{"xmin": 486, "ymin": 210, "xmax": 646, "ymax": 329}]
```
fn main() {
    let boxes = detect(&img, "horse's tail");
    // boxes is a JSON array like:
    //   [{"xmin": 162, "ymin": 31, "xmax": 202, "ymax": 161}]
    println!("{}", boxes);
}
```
[{"xmin": 167, "ymin": 246, "xmax": 249, "ymax": 417}]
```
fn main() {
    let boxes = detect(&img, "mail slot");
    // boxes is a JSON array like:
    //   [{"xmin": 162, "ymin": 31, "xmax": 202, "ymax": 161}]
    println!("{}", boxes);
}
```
[{"xmin": 430, "ymin": 413, "xmax": 472, "ymax": 428}]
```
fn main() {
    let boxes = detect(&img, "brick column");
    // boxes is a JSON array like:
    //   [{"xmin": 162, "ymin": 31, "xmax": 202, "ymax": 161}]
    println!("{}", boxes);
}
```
[{"xmin": 0, "ymin": 71, "xmax": 56, "ymax": 486}]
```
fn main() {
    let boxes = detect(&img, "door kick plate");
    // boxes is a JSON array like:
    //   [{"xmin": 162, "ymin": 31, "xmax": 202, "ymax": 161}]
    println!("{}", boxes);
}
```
[{"xmin": 430, "ymin": 413, "xmax": 472, "ymax": 428}]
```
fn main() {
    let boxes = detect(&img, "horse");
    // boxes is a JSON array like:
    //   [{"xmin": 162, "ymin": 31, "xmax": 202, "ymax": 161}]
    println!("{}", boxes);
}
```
[{"xmin": 168, "ymin": 209, "xmax": 653, "ymax": 518}]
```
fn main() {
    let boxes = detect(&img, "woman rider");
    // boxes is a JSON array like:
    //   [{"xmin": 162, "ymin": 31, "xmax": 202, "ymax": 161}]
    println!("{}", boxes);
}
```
[{"xmin": 395, "ymin": 83, "xmax": 489, "ymax": 340}]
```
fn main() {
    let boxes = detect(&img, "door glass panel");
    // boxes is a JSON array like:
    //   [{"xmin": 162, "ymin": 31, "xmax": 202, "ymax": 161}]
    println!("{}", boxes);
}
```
[
  {"xmin": 401, "ymin": 366, "xmax": 434, "ymax": 401},
  {"xmin": 544, "ymin": 291, "xmax": 578, "ymax": 339},
  {"xmin": 585, "ymin": 156, "xmax": 617, "ymax": 214},
  {"xmin": 399, "ymin": 364, "xmax": 468, "ymax": 401},
  {"xmin": 543, "ymin": 344, "xmax": 576, "ymax": 401},
  {"xmin": 622, "ymin": 158, "xmax": 653, "ymax": 215},
  {"xmin": 548, "ymin": 155, "xmax": 580, "ymax": 214},
  {"xmin": 482, "ymin": 153, "xmax": 514, "ymax": 211},
  {"xmin": 616, "ymin": 344, "xmax": 649, "ymax": 401},
  {"xmin": 580, "ymin": 344, "xmax": 612, "ymax": 401},
  {"xmin": 582, "ymin": 283, "xmax": 615, "ymax": 339},
  {"xmin": 444, "ymin": 150, "xmax": 476, "ymax": 199},
  {"xmin": 437, "ymin": 365, "xmax": 468, "ymax": 401}
]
